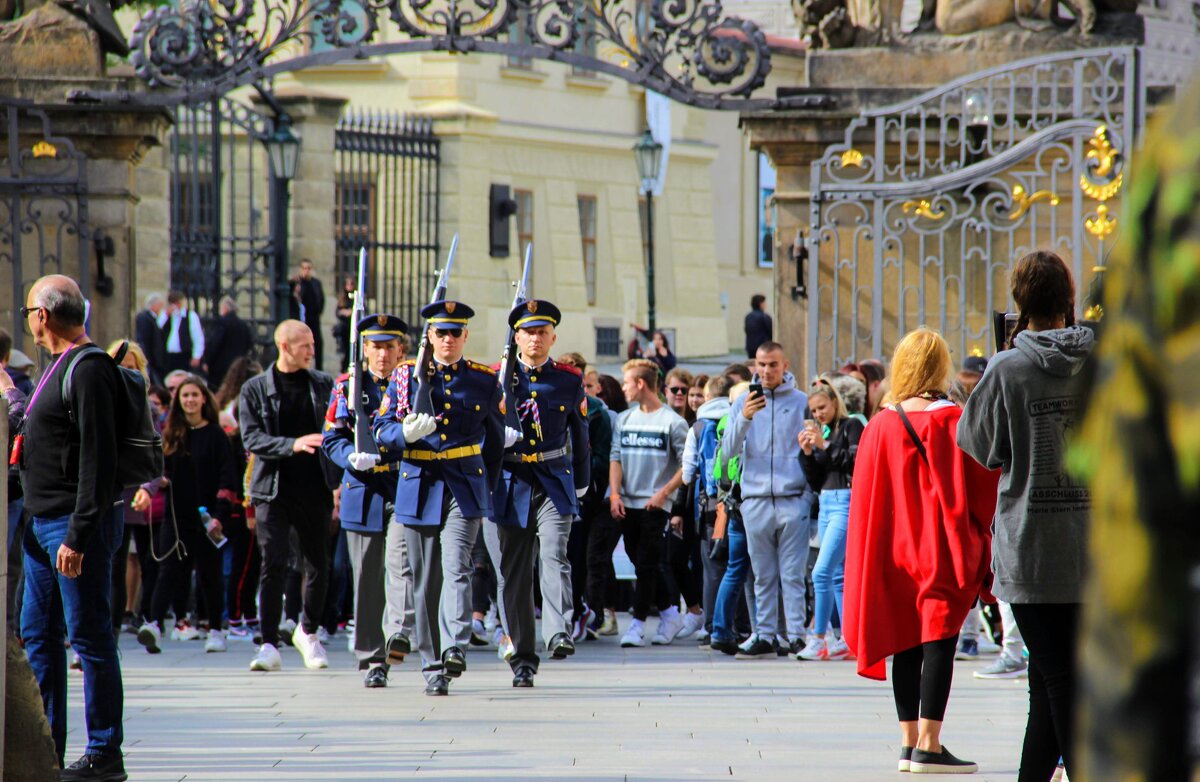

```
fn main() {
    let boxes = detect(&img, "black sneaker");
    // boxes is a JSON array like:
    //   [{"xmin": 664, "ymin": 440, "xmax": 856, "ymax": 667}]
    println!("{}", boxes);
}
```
[
  {"xmin": 61, "ymin": 753, "xmax": 127, "ymax": 782},
  {"xmin": 909, "ymin": 746, "xmax": 978, "ymax": 774},
  {"xmin": 709, "ymin": 637, "xmax": 739, "ymax": 655},
  {"xmin": 696, "ymin": 633, "xmax": 711, "ymax": 650},
  {"xmin": 735, "ymin": 638, "xmax": 775, "ymax": 659},
  {"xmin": 898, "ymin": 746, "xmax": 914, "ymax": 772}
]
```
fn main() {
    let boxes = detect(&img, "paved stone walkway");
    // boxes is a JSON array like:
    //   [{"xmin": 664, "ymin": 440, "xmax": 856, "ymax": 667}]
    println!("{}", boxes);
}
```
[{"xmin": 70, "ymin": 624, "xmax": 1029, "ymax": 781}]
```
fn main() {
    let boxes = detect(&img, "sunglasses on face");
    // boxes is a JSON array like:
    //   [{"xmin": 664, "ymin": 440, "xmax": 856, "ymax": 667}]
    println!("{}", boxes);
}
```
[
  {"xmin": 666, "ymin": 386, "xmax": 688, "ymax": 395},
  {"xmin": 20, "ymin": 306, "xmax": 43, "ymax": 318},
  {"xmin": 434, "ymin": 329, "xmax": 463, "ymax": 339}
]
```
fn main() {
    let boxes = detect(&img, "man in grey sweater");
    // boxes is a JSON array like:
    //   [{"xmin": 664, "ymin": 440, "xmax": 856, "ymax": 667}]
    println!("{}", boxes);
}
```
[{"xmin": 721, "ymin": 341, "xmax": 813, "ymax": 658}]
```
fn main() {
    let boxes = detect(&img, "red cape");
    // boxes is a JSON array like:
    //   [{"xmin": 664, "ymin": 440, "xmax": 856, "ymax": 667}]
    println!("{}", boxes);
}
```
[{"xmin": 843, "ymin": 404, "xmax": 998, "ymax": 680}]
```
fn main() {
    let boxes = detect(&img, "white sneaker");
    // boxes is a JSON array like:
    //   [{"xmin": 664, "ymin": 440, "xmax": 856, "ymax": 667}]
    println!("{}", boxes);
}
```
[
  {"xmin": 316, "ymin": 626, "xmax": 332, "ymax": 645},
  {"xmin": 278, "ymin": 618, "xmax": 297, "ymax": 643},
  {"xmin": 491, "ymin": 626, "xmax": 506, "ymax": 648},
  {"xmin": 651, "ymin": 611, "xmax": 685, "ymax": 645},
  {"xmin": 484, "ymin": 603, "xmax": 500, "ymax": 634},
  {"xmin": 798, "ymin": 635, "xmax": 830, "ymax": 661},
  {"xmin": 738, "ymin": 633, "xmax": 761, "ymax": 653},
  {"xmin": 678, "ymin": 611, "xmax": 705, "ymax": 640},
  {"xmin": 137, "ymin": 622, "xmax": 162, "ymax": 654},
  {"xmin": 620, "ymin": 624, "xmax": 647, "ymax": 648},
  {"xmin": 347, "ymin": 629, "xmax": 356, "ymax": 654},
  {"xmin": 171, "ymin": 621, "xmax": 201, "ymax": 641},
  {"xmin": 250, "ymin": 643, "xmax": 282, "ymax": 671},
  {"xmin": 292, "ymin": 625, "xmax": 329, "ymax": 670},
  {"xmin": 827, "ymin": 636, "xmax": 853, "ymax": 660},
  {"xmin": 205, "ymin": 629, "xmax": 228, "ymax": 653},
  {"xmin": 977, "ymin": 635, "xmax": 1002, "ymax": 655}
]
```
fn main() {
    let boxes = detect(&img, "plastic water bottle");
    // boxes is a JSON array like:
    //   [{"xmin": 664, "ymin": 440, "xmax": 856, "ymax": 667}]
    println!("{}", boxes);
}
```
[{"xmin": 198, "ymin": 506, "xmax": 227, "ymax": 549}]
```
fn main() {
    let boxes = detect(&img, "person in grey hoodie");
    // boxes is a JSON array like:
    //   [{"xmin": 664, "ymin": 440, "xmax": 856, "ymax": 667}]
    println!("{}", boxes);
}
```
[
  {"xmin": 957, "ymin": 250, "xmax": 1094, "ymax": 782},
  {"xmin": 721, "ymin": 340, "xmax": 813, "ymax": 657}
]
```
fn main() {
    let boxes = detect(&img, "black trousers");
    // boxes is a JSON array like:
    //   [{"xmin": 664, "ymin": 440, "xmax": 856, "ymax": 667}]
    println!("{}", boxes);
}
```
[
  {"xmin": 891, "ymin": 635, "xmax": 959, "ymax": 723},
  {"xmin": 223, "ymin": 513, "xmax": 260, "ymax": 623},
  {"xmin": 256, "ymin": 495, "xmax": 332, "ymax": 645},
  {"xmin": 470, "ymin": 529, "xmax": 496, "ymax": 616},
  {"xmin": 1010, "ymin": 603, "xmax": 1080, "ymax": 782},
  {"xmin": 663, "ymin": 518, "xmax": 703, "ymax": 609},
  {"xmin": 586, "ymin": 508, "xmax": 621, "ymax": 612},
  {"xmin": 620, "ymin": 508, "xmax": 677, "ymax": 621},
  {"xmin": 567, "ymin": 511, "xmax": 589, "ymax": 616},
  {"xmin": 150, "ymin": 514, "xmax": 225, "ymax": 631}
]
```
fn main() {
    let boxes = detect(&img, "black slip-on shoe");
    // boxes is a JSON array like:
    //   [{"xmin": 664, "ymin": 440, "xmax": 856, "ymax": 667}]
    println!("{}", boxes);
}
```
[
  {"xmin": 61, "ymin": 753, "xmax": 128, "ymax": 782},
  {"xmin": 512, "ymin": 668, "xmax": 535, "ymax": 688},
  {"xmin": 898, "ymin": 746, "xmax": 914, "ymax": 772},
  {"xmin": 548, "ymin": 632, "xmax": 576, "ymax": 659},
  {"xmin": 386, "ymin": 633, "xmax": 411, "ymax": 664},
  {"xmin": 363, "ymin": 666, "xmax": 389, "ymax": 688},
  {"xmin": 424, "ymin": 675, "xmax": 450, "ymax": 696},
  {"xmin": 441, "ymin": 646, "xmax": 467, "ymax": 678},
  {"xmin": 910, "ymin": 746, "xmax": 978, "ymax": 774}
]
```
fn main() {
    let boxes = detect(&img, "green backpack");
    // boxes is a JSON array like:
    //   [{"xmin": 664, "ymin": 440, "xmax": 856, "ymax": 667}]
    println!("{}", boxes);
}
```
[{"xmin": 712, "ymin": 413, "xmax": 741, "ymax": 492}]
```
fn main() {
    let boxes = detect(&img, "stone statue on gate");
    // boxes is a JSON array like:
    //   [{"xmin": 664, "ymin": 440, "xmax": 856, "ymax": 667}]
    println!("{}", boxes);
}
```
[{"xmin": 0, "ymin": 0, "xmax": 128, "ymax": 56}]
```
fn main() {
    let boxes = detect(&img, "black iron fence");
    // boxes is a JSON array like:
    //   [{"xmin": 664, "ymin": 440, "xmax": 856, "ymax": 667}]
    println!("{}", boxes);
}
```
[{"xmin": 334, "ymin": 110, "xmax": 440, "ymax": 329}]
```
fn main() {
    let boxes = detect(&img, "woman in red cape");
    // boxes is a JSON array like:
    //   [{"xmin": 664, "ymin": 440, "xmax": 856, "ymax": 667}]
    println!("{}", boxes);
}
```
[{"xmin": 843, "ymin": 328, "xmax": 998, "ymax": 774}]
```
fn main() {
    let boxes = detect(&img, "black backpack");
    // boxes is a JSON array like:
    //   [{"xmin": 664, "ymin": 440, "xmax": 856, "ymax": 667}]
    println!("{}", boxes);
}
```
[{"xmin": 61, "ymin": 342, "xmax": 164, "ymax": 489}]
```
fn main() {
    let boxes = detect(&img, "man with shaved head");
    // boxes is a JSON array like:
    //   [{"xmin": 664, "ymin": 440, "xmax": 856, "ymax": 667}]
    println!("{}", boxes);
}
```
[
  {"xmin": 18, "ymin": 274, "xmax": 127, "ymax": 780},
  {"xmin": 239, "ymin": 319, "xmax": 338, "ymax": 673}
]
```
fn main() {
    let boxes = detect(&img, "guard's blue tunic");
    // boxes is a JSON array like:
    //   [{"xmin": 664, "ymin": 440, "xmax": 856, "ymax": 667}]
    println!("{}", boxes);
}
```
[
  {"xmin": 490, "ymin": 359, "xmax": 590, "ymax": 528},
  {"xmin": 321, "ymin": 369, "xmax": 398, "ymax": 534},
  {"xmin": 373, "ymin": 358, "xmax": 505, "ymax": 526}
]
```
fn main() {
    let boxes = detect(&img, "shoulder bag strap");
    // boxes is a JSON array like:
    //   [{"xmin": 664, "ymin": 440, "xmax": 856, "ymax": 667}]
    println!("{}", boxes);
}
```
[{"xmin": 894, "ymin": 405, "xmax": 930, "ymax": 467}]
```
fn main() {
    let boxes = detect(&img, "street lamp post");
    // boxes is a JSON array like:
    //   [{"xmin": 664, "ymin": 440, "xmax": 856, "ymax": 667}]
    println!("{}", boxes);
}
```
[
  {"xmin": 265, "ymin": 115, "xmax": 301, "ymax": 327},
  {"xmin": 633, "ymin": 127, "xmax": 663, "ymax": 336}
]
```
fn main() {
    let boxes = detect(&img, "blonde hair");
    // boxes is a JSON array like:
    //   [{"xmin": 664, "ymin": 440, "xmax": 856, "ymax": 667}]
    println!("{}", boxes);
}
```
[
  {"xmin": 622, "ymin": 358, "xmax": 660, "ymax": 391},
  {"xmin": 729, "ymin": 380, "xmax": 750, "ymax": 403},
  {"xmin": 888, "ymin": 328, "xmax": 951, "ymax": 402},
  {"xmin": 108, "ymin": 339, "xmax": 148, "ymax": 382},
  {"xmin": 808, "ymin": 379, "xmax": 848, "ymax": 421}
]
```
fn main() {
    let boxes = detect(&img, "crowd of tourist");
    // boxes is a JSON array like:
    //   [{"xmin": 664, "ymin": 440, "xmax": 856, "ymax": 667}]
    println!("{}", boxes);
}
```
[{"xmin": 4, "ymin": 255, "xmax": 1090, "ymax": 780}]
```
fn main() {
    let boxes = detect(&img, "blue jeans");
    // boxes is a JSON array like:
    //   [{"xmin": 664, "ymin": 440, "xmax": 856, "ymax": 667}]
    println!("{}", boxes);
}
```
[
  {"xmin": 21, "ymin": 509, "xmax": 124, "ymax": 762},
  {"xmin": 811, "ymin": 489, "xmax": 850, "ymax": 635},
  {"xmin": 712, "ymin": 512, "xmax": 751, "ymax": 642}
]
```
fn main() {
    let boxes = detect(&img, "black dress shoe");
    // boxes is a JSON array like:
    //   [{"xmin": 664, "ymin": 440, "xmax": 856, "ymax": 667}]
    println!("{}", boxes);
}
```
[
  {"xmin": 424, "ymin": 675, "xmax": 450, "ymax": 696},
  {"xmin": 363, "ymin": 665, "xmax": 389, "ymax": 688},
  {"xmin": 512, "ymin": 668, "xmax": 535, "ymax": 688},
  {"xmin": 548, "ymin": 632, "xmax": 575, "ymax": 659},
  {"xmin": 387, "ymin": 633, "xmax": 411, "ymax": 664},
  {"xmin": 61, "ymin": 752, "xmax": 128, "ymax": 782},
  {"xmin": 441, "ymin": 646, "xmax": 467, "ymax": 678}
]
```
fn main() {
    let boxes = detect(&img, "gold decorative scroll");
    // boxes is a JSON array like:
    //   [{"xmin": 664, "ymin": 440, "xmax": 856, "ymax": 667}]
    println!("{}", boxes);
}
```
[
  {"xmin": 32, "ymin": 141, "xmax": 57, "ymax": 159},
  {"xmin": 1007, "ymin": 185, "xmax": 1060, "ymax": 220},
  {"xmin": 840, "ymin": 149, "xmax": 864, "ymax": 168},
  {"xmin": 1085, "ymin": 203, "xmax": 1117, "ymax": 239},
  {"xmin": 1079, "ymin": 124, "xmax": 1125, "ymax": 239},
  {"xmin": 901, "ymin": 199, "xmax": 946, "ymax": 220}
]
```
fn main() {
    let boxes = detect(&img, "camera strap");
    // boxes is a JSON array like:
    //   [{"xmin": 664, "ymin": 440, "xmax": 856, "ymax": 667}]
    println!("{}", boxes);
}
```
[{"xmin": 894, "ymin": 405, "xmax": 929, "ymax": 467}]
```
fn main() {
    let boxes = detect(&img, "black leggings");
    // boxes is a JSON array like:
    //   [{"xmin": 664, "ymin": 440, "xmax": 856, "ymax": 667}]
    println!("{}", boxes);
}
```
[
  {"xmin": 150, "ymin": 514, "xmax": 225, "ymax": 631},
  {"xmin": 620, "ymin": 508, "xmax": 678, "ymax": 622},
  {"xmin": 891, "ymin": 635, "xmax": 959, "ymax": 722},
  {"xmin": 1010, "ymin": 603, "xmax": 1080, "ymax": 782},
  {"xmin": 586, "ymin": 509, "xmax": 621, "ymax": 611}
]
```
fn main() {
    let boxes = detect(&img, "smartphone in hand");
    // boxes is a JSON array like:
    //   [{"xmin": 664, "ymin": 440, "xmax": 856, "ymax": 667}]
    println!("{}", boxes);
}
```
[{"xmin": 748, "ymin": 382, "xmax": 763, "ymax": 397}]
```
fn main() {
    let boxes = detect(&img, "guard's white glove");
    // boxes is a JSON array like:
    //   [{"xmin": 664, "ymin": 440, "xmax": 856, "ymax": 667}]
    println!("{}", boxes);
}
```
[
  {"xmin": 575, "ymin": 487, "xmax": 588, "ymax": 499},
  {"xmin": 348, "ymin": 452, "xmax": 381, "ymax": 472},
  {"xmin": 402, "ymin": 413, "xmax": 438, "ymax": 443},
  {"xmin": 504, "ymin": 426, "xmax": 522, "ymax": 448}
]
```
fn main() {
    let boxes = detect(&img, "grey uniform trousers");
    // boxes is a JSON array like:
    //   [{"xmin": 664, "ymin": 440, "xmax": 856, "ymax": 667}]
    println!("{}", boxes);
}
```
[
  {"xmin": 345, "ymin": 519, "xmax": 415, "ymax": 666},
  {"xmin": 741, "ymin": 494, "xmax": 812, "ymax": 642},
  {"xmin": 405, "ymin": 497, "xmax": 480, "ymax": 684},
  {"xmin": 483, "ymin": 491, "xmax": 574, "ymax": 673}
]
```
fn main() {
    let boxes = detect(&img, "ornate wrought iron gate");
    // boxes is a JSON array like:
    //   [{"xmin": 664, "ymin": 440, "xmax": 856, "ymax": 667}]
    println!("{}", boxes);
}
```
[
  {"xmin": 169, "ymin": 98, "xmax": 277, "ymax": 349},
  {"xmin": 806, "ymin": 47, "xmax": 1143, "ymax": 380},
  {"xmin": 0, "ymin": 99, "xmax": 90, "ymax": 353},
  {"xmin": 334, "ymin": 110, "xmax": 440, "ymax": 329}
]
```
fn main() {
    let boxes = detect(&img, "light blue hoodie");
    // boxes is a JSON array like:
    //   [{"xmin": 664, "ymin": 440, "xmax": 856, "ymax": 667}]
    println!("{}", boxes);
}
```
[{"xmin": 721, "ymin": 371, "xmax": 811, "ymax": 499}]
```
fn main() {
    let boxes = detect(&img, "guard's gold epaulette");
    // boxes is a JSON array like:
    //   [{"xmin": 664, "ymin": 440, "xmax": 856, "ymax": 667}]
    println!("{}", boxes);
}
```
[
  {"xmin": 467, "ymin": 360, "xmax": 496, "ymax": 375},
  {"xmin": 552, "ymin": 360, "xmax": 582, "ymax": 377}
]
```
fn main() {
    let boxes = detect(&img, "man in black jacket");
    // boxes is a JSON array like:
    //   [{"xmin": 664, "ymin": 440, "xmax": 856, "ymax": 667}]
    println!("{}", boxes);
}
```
[
  {"xmin": 290, "ymin": 260, "xmax": 326, "ymax": 369},
  {"xmin": 19, "ymin": 274, "xmax": 127, "ymax": 781},
  {"xmin": 239, "ymin": 320, "xmax": 338, "ymax": 673},
  {"xmin": 743, "ymin": 294, "xmax": 773, "ymax": 359},
  {"xmin": 134, "ymin": 292, "xmax": 166, "ymax": 384},
  {"xmin": 203, "ymin": 296, "xmax": 255, "ymax": 389}
]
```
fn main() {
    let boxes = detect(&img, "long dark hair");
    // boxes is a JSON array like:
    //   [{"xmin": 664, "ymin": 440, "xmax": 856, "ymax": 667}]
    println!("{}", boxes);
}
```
[
  {"xmin": 163, "ymin": 375, "xmax": 221, "ymax": 456},
  {"xmin": 214, "ymin": 357, "xmax": 262, "ymax": 411},
  {"xmin": 596, "ymin": 374, "xmax": 627, "ymax": 413},
  {"xmin": 1010, "ymin": 250, "xmax": 1076, "ymax": 346}
]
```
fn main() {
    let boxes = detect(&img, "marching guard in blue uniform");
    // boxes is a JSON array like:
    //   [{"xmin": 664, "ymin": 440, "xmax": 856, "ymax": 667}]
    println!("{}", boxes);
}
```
[
  {"xmin": 321, "ymin": 314, "xmax": 417, "ymax": 688},
  {"xmin": 484, "ymin": 299, "xmax": 590, "ymax": 688},
  {"xmin": 373, "ymin": 301, "xmax": 505, "ymax": 696}
]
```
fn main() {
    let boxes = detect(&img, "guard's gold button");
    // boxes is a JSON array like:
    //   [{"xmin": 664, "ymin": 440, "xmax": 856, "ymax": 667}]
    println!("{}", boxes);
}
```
[
  {"xmin": 475, "ymin": 405, "xmax": 480, "ymax": 411},
  {"xmin": 444, "ymin": 403, "xmax": 451, "ymax": 410},
  {"xmin": 380, "ymin": 445, "xmax": 387, "ymax": 452},
  {"xmin": 566, "ymin": 470, "xmax": 570, "ymax": 475},
  {"xmin": 444, "ymin": 374, "xmax": 451, "ymax": 381},
  {"xmin": 529, "ymin": 439, "xmax": 537, "ymax": 446},
  {"xmin": 531, "ymin": 376, "xmax": 538, "ymax": 383},
  {"xmin": 442, "ymin": 419, "xmax": 450, "ymax": 426},
  {"xmin": 559, "ymin": 405, "xmax": 565, "ymax": 412},
  {"xmin": 440, "ymin": 434, "xmax": 447, "ymax": 441},
  {"xmin": 531, "ymin": 391, "xmax": 538, "ymax": 398},
  {"xmin": 478, "ymin": 468, "xmax": 483, "ymax": 475},
  {"xmin": 402, "ymin": 472, "xmax": 409, "ymax": 478}
]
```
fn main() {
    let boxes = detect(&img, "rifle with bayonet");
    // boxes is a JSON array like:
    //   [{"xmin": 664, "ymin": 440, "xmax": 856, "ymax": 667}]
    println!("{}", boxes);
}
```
[
  {"xmin": 498, "ymin": 243, "xmax": 533, "ymax": 432},
  {"xmin": 347, "ymin": 247, "xmax": 378, "ymax": 455},
  {"xmin": 412, "ymin": 233, "xmax": 459, "ymax": 416}
]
